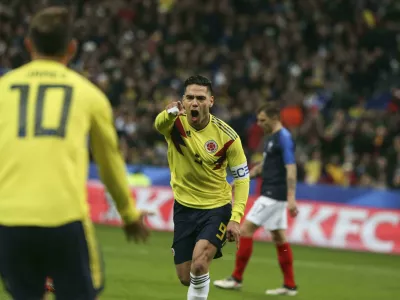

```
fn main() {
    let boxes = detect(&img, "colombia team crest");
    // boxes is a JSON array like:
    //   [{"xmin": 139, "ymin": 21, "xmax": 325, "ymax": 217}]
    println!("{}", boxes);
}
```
[{"xmin": 205, "ymin": 140, "xmax": 218, "ymax": 153}]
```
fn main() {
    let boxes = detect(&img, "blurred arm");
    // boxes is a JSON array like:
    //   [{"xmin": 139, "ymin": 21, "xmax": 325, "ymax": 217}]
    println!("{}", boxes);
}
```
[
  {"xmin": 249, "ymin": 156, "xmax": 265, "ymax": 179},
  {"xmin": 286, "ymin": 164, "xmax": 297, "ymax": 201},
  {"xmin": 280, "ymin": 133, "xmax": 297, "ymax": 202},
  {"xmin": 90, "ymin": 93, "xmax": 140, "ymax": 224}
]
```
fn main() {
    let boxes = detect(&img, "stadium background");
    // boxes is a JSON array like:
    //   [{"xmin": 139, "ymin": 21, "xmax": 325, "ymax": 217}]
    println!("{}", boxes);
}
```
[{"xmin": 1, "ymin": 0, "xmax": 400, "ymax": 299}]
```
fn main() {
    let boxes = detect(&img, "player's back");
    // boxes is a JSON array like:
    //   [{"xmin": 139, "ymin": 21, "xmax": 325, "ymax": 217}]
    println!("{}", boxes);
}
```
[{"xmin": 0, "ymin": 60, "xmax": 100, "ymax": 226}]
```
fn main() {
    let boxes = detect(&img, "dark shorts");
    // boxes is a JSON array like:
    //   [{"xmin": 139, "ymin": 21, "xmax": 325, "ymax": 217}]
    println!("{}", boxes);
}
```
[
  {"xmin": 0, "ymin": 219, "xmax": 104, "ymax": 300},
  {"xmin": 172, "ymin": 200, "xmax": 232, "ymax": 265}
]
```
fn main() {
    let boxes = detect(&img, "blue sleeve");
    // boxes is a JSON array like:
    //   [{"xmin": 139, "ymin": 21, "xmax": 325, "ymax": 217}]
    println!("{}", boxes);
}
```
[{"xmin": 279, "ymin": 131, "xmax": 296, "ymax": 165}]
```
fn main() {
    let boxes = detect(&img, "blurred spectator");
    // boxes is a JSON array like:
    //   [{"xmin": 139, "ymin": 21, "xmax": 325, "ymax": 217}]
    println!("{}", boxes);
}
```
[
  {"xmin": 304, "ymin": 150, "xmax": 322, "ymax": 185},
  {"xmin": 1, "ymin": 0, "xmax": 400, "ymax": 189}
]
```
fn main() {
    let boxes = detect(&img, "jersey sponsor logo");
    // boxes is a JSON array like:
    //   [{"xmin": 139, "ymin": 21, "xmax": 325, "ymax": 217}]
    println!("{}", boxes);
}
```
[
  {"xmin": 230, "ymin": 162, "xmax": 250, "ymax": 179},
  {"xmin": 205, "ymin": 140, "xmax": 218, "ymax": 153}
]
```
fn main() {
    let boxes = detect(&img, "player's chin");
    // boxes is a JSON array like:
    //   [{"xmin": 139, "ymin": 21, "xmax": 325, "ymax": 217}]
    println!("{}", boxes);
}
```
[
  {"xmin": 263, "ymin": 127, "xmax": 272, "ymax": 134},
  {"xmin": 190, "ymin": 116, "xmax": 200, "ymax": 123}
]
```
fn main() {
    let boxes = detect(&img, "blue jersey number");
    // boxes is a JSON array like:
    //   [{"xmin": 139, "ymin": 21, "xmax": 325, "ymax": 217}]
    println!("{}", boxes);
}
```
[{"xmin": 11, "ymin": 84, "xmax": 73, "ymax": 138}]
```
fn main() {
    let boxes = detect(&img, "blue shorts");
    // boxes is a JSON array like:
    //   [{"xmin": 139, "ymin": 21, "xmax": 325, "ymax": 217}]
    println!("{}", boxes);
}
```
[
  {"xmin": 0, "ymin": 220, "xmax": 104, "ymax": 300},
  {"xmin": 172, "ymin": 200, "xmax": 232, "ymax": 265}
]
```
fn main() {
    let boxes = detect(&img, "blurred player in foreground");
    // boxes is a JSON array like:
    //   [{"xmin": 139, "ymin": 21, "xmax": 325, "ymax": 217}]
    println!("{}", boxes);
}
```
[
  {"xmin": 214, "ymin": 102, "xmax": 299, "ymax": 296},
  {"xmin": 0, "ymin": 7, "xmax": 150, "ymax": 300},
  {"xmin": 154, "ymin": 75, "xmax": 250, "ymax": 300}
]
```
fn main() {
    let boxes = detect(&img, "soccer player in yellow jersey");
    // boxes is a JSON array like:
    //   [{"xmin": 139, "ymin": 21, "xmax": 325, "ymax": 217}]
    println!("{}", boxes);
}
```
[
  {"xmin": 154, "ymin": 75, "xmax": 250, "ymax": 300},
  {"xmin": 0, "ymin": 7, "xmax": 150, "ymax": 300}
]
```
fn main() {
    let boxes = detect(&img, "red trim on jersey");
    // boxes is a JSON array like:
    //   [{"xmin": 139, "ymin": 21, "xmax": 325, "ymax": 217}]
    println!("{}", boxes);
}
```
[
  {"xmin": 171, "ymin": 117, "xmax": 187, "ymax": 155},
  {"xmin": 175, "ymin": 118, "xmax": 187, "ymax": 138},
  {"xmin": 213, "ymin": 139, "xmax": 234, "ymax": 170}
]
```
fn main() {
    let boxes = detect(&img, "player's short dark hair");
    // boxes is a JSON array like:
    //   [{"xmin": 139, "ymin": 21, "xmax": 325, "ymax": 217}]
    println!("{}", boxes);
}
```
[
  {"xmin": 29, "ymin": 7, "xmax": 72, "ymax": 56},
  {"xmin": 184, "ymin": 75, "xmax": 213, "ymax": 94},
  {"xmin": 257, "ymin": 102, "xmax": 281, "ymax": 119}
]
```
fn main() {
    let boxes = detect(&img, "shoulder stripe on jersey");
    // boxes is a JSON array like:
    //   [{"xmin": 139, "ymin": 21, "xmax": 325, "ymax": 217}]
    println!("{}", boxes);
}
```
[
  {"xmin": 212, "ymin": 120, "xmax": 236, "ymax": 140},
  {"xmin": 212, "ymin": 117, "xmax": 237, "ymax": 136},
  {"xmin": 211, "ymin": 117, "xmax": 238, "ymax": 140},
  {"xmin": 213, "ymin": 117, "xmax": 238, "ymax": 139}
]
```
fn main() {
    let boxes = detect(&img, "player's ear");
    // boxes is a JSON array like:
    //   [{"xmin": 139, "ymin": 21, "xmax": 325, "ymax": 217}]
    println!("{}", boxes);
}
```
[
  {"xmin": 66, "ymin": 39, "xmax": 78, "ymax": 62},
  {"xmin": 24, "ymin": 38, "xmax": 33, "ymax": 55},
  {"xmin": 209, "ymin": 96, "xmax": 214, "ymax": 108}
]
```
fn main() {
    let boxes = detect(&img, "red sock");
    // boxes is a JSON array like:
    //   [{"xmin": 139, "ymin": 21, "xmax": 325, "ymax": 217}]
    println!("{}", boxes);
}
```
[
  {"xmin": 276, "ymin": 243, "xmax": 296, "ymax": 288},
  {"xmin": 232, "ymin": 236, "xmax": 253, "ymax": 282}
]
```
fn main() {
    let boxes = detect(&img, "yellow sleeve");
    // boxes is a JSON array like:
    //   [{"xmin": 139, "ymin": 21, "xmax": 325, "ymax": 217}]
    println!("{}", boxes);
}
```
[
  {"xmin": 154, "ymin": 110, "xmax": 177, "ymax": 136},
  {"xmin": 90, "ymin": 91, "xmax": 140, "ymax": 224},
  {"xmin": 227, "ymin": 138, "xmax": 250, "ymax": 223}
]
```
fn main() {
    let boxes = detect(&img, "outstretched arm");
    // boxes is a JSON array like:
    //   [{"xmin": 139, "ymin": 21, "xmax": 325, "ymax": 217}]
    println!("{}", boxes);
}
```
[
  {"xmin": 90, "ymin": 95, "xmax": 140, "ymax": 224},
  {"xmin": 90, "ymin": 91, "xmax": 150, "ymax": 242},
  {"xmin": 154, "ymin": 101, "xmax": 185, "ymax": 136}
]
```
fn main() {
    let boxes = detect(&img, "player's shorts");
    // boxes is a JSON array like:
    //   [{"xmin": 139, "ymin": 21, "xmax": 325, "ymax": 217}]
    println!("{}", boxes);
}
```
[
  {"xmin": 172, "ymin": 200, "xmax": 232, "ymax": 265},
  {"xmin": 246, "ymin": 196, "xmax": 287, "ymax": 231},
  {"xmin": 0, "ymin": 218, "xmax": 104, "ymax": 300}
]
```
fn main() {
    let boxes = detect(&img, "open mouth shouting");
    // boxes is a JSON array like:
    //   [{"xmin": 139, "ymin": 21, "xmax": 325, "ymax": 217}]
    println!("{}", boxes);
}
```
[{"xmin": 191, "ymin": 110, "xmax": 200, "ymax": 122}]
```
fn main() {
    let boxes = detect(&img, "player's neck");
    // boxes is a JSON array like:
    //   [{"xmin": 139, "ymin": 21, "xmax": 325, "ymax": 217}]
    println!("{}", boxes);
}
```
[
  {"xmin": 31, "ymin": 53, "xmax": 69, "ymax": 65},
  {"xmin": 272, "ymin": 122, "xmax": 282, "ymax": 134}
]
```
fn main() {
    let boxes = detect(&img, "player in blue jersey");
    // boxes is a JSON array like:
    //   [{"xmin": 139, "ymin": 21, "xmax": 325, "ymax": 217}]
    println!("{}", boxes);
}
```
[{"xmin": 214, "ymin": 102, "xmax": 299, "ymax": 296}]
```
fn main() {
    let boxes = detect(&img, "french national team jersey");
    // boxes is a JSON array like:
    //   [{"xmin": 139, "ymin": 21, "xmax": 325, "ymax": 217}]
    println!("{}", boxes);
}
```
[
  {"xmin": 261, "ymin": 127, "xmax": 296, "ymax": 201},
  {"xmin": 154, "ymin": 110, "xmax": 250, "ymax": 223}
]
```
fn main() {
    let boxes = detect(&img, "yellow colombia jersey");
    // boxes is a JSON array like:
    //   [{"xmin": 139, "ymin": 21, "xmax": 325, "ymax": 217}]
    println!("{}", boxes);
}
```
[
  {"xmin": 0, "ymin": 60, "xmax": 138, "ymax": 227},
  {"xmin": 155, "ymin": 110, "xmax": 250, "ymax": 222}
]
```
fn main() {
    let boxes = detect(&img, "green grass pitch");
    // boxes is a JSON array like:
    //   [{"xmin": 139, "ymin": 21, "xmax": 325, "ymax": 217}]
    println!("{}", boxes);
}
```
[{"xmin": 1, "ymin": 225, "xmax": 399, "ymax": 299}]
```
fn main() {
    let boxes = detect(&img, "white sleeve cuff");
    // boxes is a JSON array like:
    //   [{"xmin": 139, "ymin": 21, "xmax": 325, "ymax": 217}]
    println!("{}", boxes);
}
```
[{"xmin": 167, "ymin": 106, "xmax": 180, "ymax": 115}]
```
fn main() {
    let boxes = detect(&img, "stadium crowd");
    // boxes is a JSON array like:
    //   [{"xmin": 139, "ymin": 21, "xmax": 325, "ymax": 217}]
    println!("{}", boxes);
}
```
[{"xmin": 1, "ymin": 0, "xmax": 400, "ymax": 189}]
